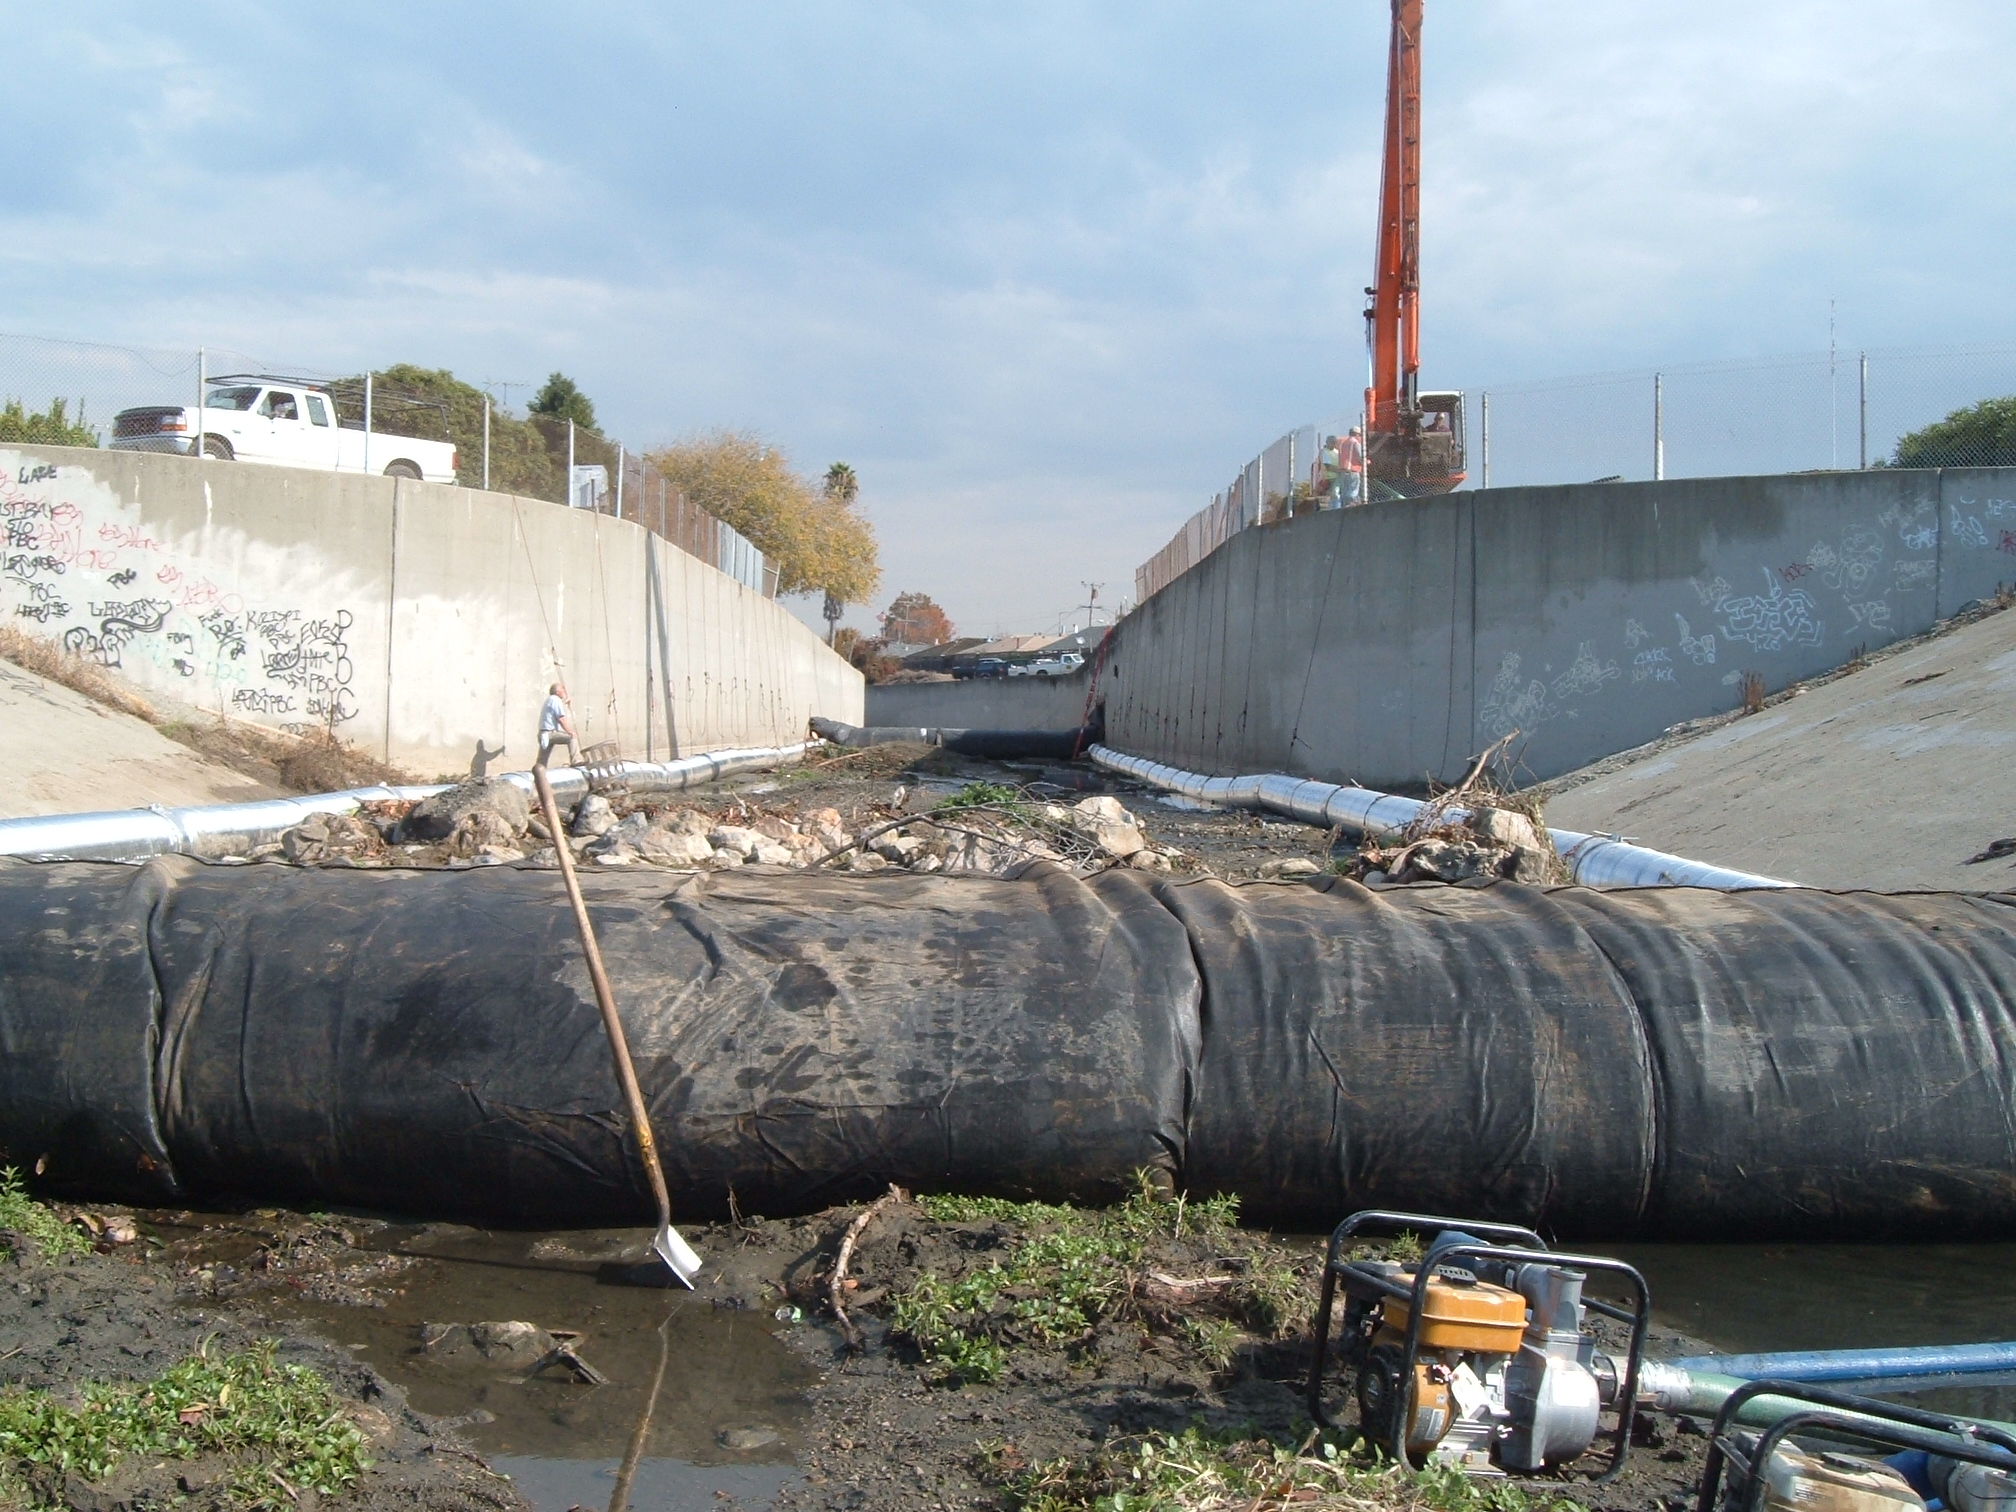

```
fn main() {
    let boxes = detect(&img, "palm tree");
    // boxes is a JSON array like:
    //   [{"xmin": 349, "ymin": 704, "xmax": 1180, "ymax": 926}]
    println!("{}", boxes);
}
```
[{"xmin": 824, "ymin": 461, "xmax": 859, "ymax": 504}]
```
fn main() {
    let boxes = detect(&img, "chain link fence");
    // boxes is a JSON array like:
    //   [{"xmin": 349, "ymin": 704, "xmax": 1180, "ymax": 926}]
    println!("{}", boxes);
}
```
[
  {"xmin": 1475, "ymin": 342, "xmax": 2016, "ymax": 488},
  {"xmin": 0, "ymin": 331, "xmax": 776, "ymax": 597},
  {"xmin": 1138, "ymin": 342, "xmax": 2016, "ymax": 603}
]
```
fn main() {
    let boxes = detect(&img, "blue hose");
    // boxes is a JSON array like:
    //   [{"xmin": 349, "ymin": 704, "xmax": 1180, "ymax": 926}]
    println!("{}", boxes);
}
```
[{"xmin": 1670, "ymin": 1342, "xmax": 2016, "ymax": 1384}]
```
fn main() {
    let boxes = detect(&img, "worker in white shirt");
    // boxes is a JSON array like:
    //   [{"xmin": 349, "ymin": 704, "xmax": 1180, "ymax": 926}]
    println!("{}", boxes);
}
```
[{"xmin": 537, "ymin": 682, "xmax": 579, "ymax": 769}]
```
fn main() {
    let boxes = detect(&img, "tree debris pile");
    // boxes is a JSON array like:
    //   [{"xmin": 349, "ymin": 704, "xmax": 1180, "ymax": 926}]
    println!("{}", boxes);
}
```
[{"xmin": 252, "ymin": 778, "xmax": 1198, "ymax": 880}]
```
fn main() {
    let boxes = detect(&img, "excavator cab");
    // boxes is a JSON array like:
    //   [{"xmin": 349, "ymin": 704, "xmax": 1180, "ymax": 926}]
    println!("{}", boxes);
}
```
[{"xmin": 1366, "ymin": 391, "xmax": 1467, "ymax": 497}]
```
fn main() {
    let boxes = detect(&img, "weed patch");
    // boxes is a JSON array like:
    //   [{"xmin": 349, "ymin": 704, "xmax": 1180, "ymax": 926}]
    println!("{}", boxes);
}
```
[
  {"xmin": 889, "ymin": 1178, "xmax": 1286, "ymax": 1386},
  {"xmin": 987, "ymin": 1426, "xmax": 1595, "ymax": 1512},
  {"xmin": 0, "ymin": 1170, "xmax": 89, "ymax": 1261},
  {"xmin": 0, "ymin": 1339, "xmax": 370, "ymax": 1509}
]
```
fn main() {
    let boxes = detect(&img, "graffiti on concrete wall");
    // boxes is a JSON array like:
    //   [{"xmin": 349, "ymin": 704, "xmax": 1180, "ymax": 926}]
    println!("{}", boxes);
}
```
[
  {"xmin": 1476, "ymin": 490, "xmax": 1969, "ymax": 744},
  {"xmin": 1, "ymin": 459, "xmax": 360, "ymax": 733}
]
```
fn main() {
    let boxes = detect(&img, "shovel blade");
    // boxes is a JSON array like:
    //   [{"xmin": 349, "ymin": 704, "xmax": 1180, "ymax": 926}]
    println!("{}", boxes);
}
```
[{"xmin": 652, "ymin": 1223, "xmax": 702, "ymax": 1288}]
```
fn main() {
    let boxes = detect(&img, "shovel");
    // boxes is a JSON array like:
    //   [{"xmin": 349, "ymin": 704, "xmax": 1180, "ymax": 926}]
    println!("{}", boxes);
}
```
[{"xmin": 532, "ymin": 762, "xmax": 701, "ymax": 1287}]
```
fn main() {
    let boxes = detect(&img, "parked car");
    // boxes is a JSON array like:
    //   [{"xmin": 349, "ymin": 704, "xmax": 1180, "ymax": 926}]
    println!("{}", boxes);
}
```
[
  {"xmin": 111, "ymin": 376, "xmax": 457, "ymax": 483},
  {"xmin": 954, "ymin": 657, "xmax": 1010, "ymax": 680},
  {"xmin": 1009, "ymin": 653, "xmax": 1085, "ymax": 678}
]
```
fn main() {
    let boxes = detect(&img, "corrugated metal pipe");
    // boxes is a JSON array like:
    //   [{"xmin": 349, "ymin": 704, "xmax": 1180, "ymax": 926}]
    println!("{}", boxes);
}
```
[
  {"xmin": 0, "ymin": 742, "xmax": 817, "ymax": 865},
  {"xmin": 1086, "ymin": 744, "xmax": 1793, "ymax": 891}
]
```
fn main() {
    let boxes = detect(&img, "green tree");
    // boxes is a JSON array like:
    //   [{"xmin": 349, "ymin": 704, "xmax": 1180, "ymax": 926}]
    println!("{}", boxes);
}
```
[
  {"xmin": 529, "ymin": 372, "xmax": 598, "ymax": 432},
  {"xmin": 1892, "ymin": 395, "xmax": 2016, "ymax": 468},
  {"xmin": 824, "ymin": 461, "xmax": 859, "ymax": 504},
  {"xmin": 0, "ymin": 397, "xmax": 96, "ymax": 447},
  {"xmin": 364, "ymin": 365, "xmax": 563, "ymax": 501},
  {"xmin": 648, "ymin": 429, "xmax": 880, "ymax": 602}
]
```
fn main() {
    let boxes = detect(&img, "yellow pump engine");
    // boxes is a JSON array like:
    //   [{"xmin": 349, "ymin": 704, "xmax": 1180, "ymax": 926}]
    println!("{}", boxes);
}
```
[{"xmin": 1307, "ymin": 1211, "xmax": 1652, "ymax": 1478}]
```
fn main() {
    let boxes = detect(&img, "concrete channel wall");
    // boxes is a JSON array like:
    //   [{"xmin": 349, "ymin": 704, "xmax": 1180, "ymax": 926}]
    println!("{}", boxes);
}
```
[
  {"xmin": 867, "ymin": 669, "xmax": 1093, "ymax": 730},
  {"xmin": 880, "ymin": 468, "xmax": 2016, "ymax": 788},
  {"xmin": 0, "ymin": 446, "xmax": 861, "ymax": 774}
]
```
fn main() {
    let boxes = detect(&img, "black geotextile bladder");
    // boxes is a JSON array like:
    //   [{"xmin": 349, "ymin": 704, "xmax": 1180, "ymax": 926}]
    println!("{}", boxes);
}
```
[
  {"xmin": 1156, "ymin": 874, "xmax": 1661, "ymax": 1235},
  {"xmin": 1549, "ymin": 886, "xmax": 2016, "ymax": 1238},
  {"xmin": 144, "ymin": 858, "xmax": 1202, "ymax": 1226},
  {"xmin": 1164, "ymin": 874, "xmax": 2016, "ymax": 1240},
  {"xmin": 0, "ymin": 860, "xmax": 180, "ymax": 1202}
]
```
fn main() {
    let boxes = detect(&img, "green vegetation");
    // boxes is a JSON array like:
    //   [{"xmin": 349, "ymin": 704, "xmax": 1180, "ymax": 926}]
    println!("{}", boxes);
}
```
[
  {"xmin": 0, "ymin": 1339, "xmax": 371, "ymax": 1510},
  {"xmin": 528, "ymin": 372, "xmax": 598, "ymax": 432},
  {"xmin": 1892, "ymin": 395, "xmax": 2016, "ymax": 468},
  {"xmin": 989, "ymin": 1428, "xmax": 1593, "ymax": 1512},
  {"xmin": 359, "ymin": 364, "xmax": 564, "ymax": 502},
  {"xmin": 0, "ymin": 398, "xmax": 95, "ymax": 447},
  {"xmin": 647, "ymin": 429, "xmax": 880, "ymax": 602},
  {"xmin": 934, "ymin": 781, "xmax": 1024, "ymax": 815},
  {"xmin": 0, "ymin": 1170, "xmax": 89, "ymax": 1261},
  {"xmin": 893, "ymin": 1180, "xmax": 1261, "ymax": 1386}
]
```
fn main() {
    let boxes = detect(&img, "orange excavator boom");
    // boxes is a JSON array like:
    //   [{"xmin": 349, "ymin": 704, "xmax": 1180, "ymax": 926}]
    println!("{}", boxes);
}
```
[{"xmin": 1362, "ymin": 0, "xmax": 1465, "ymax": 496}]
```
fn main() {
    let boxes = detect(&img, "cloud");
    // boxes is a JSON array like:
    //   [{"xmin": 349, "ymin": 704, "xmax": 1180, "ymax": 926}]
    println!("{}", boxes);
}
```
[{"xmin": 3, "ymin": 2, "xmax": 2015, "ymax": 629}]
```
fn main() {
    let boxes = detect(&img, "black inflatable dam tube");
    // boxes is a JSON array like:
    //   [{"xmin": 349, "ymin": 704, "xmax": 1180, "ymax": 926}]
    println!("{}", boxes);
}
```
[
  {"xmin": 809, "ymin": 717, "xmax": 1098, "ymax": 761},
  {"xmin": 4, "ymin": 858, "xmax": 2015, "ymax": 1239}
]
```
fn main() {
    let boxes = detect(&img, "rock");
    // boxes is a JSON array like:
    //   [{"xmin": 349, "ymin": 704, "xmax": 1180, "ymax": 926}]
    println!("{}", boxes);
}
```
[
  {"xmin": 751, "ymin": 815, "xmax": 800, "ymax": 843},
  {"xmin": 705, "ymin": 849, "xmax": 745, "ymax": 869},
  {"xmin": 720, "ymin": 1427, "xmax": 781, "ymax": 1452},
  {"xmin": 664, "ymin": 807, "xmax": 712, "ymax": 837},
  {"xmin": 1068, "ymin": 796, "xmax": 1147, "ymax": 859},
  {"xmin": 909, "ymin": 854, "xmax": 944, "ymax": 874},
  {"xmin": 1260, "ymin": 857, "xmax": 1322, "ymax": 879},
  {"xmin": 407, "ymin": 779, "xmax": 530, "ymax": 842},
  {"xmin": 1392, "ymin": 837, "xmax": 1498, "ymax": 883},
  {"xmin": 101, "ymin": 1216, "xmax": 139, "ymax": 1245},
  {"xmin": 749, "ymin": 841, "xmax": 796, "ymax": 866},
  {"xmin": 448, "ymin": 808, "xmax": 523, "ymax": 859},
  {"xmin": 420, "ymin": 1320, "xmax": 556, "ymax": 1365},
  {"xmin": 637, "ymin": 830, "xmax": 715, "ymax": 867},
  {"xmin": 570, "ymin": 794, "xmax": 616, "ymax": 838},
  {"xmin": 870, "ymin": 834, "xmax": 927, "ymax": 864},
  {"xmin": 708, "ymin": 825, "xmax": 766, "ymax": 859},
  {"xmin": 1127, "ymin": 849, "xmax": 1171, "ymax": 871},
  {"xmin": 1470, "ymin": 806, "xmax": 1541, "ymax": 851},
  {"xmin": 846, "ymin": 851, "xmax": 890, "ymax": 873}
]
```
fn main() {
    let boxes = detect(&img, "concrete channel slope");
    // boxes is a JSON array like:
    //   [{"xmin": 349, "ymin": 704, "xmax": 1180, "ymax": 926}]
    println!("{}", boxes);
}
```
[
  {"xmin": 0, "ymin": 658, "xmax": 281, "ymax": 818},
  {"xmin": 1545, "ymin": 605, "xmax": 2016, "ymax": 891}
]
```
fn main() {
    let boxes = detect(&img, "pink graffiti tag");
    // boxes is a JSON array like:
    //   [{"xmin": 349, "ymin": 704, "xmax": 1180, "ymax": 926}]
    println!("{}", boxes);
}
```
[
  {"xmin": 2000, "ymin": 530, "xmax": 2016, "ymax": 557},
  {"xmin": 98, "ymin": 522, "xmax": 160, "ymax": 553}
]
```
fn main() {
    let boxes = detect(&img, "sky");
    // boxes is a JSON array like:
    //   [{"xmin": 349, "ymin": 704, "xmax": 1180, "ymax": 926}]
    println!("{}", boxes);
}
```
[{"xmin": 5, "ymin": 2, "xmax": 2016, "ymax": 639}]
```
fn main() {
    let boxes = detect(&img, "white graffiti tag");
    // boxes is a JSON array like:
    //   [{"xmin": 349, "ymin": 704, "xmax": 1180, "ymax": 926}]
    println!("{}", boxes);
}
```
[
  {"xmin": 1675, "ymin": 613, "xmax": 1717, "ymax": 666},
  {"xmin": 1716, "ymin": 569, "xmax": 1824, "ymax": 652}
]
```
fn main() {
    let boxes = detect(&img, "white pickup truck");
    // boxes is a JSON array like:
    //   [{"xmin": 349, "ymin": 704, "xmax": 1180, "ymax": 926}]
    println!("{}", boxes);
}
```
[{"xmin": 110, "ymin": 376, "xmax": 458, "ymax": 483}]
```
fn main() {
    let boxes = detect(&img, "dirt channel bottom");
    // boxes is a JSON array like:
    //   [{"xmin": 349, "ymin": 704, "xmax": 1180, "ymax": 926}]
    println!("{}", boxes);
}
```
[{"xmin": 1, "ymin": 1196, "xmax": 1720, "ymax": 1512}]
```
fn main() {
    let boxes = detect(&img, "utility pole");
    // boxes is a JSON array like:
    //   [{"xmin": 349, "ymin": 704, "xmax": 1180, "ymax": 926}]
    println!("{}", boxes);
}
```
[
  {"xmin": 1859, "ymin": 352, "xmax": 1869, "ymax": 470},
  {"xmin": 1652, "ymin": 372, "xmax": 1665, "ymax": 481},
  {"xmin": 1480, "ymin": 391, "xmax": 1490, "ymax": 489},
  {"xmin": 1080, "ymin": 582, "xmax": 1103, "ymax": 629},
  {"xmin": 482, "ymin": 393, "xmax": 491, "ymax": 491},
  {"xmin": 195, "ymin": 347, "xmax": 206, "ymax": 459}
]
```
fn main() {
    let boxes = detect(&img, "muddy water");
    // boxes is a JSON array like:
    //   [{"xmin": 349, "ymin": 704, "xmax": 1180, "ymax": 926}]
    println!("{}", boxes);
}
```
[
  {"xmin": 186, "ymin": 1219, "xmax": 817, "ymax": 1512},
  {"xmin": 1615, "ymin": 1241, "xmax": 2016, "ymax": 1421}
]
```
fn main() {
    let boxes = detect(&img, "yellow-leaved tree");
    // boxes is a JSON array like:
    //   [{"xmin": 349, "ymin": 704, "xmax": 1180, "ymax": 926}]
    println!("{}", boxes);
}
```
[{"xmin": 646, "ymin": 430, "xmax": 879, "ymax": 606}]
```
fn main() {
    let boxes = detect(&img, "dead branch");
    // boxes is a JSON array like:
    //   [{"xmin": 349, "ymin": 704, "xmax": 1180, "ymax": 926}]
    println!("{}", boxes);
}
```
[{"xmin": 830, "ymin": 1184, "xmax": 907, "ymax": 1346}]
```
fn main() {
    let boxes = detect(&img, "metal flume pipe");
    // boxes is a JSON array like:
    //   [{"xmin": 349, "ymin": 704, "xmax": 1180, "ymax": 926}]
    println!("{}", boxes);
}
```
[
  {"xmin": 0, "ymin": 742, "xmax": 816, "ymax": 864},
  {"xmin": 1086, "ymin": 744, "xmax": 1792, "ymax": 891}
]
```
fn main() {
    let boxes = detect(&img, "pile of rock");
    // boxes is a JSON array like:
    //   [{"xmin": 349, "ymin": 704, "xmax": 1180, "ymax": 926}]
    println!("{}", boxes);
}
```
[
  {"xmin": 252, "ymin": 781, "xmax": 1193, "ymax": 882},
  {"xmin": 1355, "ymin": 805, "xmax": 1564, "ymax": 886}
]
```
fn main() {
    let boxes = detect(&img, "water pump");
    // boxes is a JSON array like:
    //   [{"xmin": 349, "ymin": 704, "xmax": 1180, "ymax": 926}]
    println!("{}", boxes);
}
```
[{"xmin": 1307, "ymin": 1211, "xmax": 1651, "ymax": 1478}]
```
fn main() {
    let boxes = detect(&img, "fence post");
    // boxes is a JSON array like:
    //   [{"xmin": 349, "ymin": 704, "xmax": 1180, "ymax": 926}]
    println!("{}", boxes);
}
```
[
  {"xmin": 363, "ymin": 372, "xmax": 373, "ymax": 474},
  {"xmin": 195, "ymin": 348, "xmax": 206, "ymax": 459},
  {"xmin": 1859, "ymin": 353, "xmax": 1869, "ymax": 470},
  {"xmin": 482, "ymin": 393, "xmax": 491, "ymax": 491},
  {"xmin": 1653, "ymin": 371, "xmax": 1665, "ymax": 481},
  {"xmin": 1480, "ymin": 391, "xmax": 1490, "ymax": 489}
]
